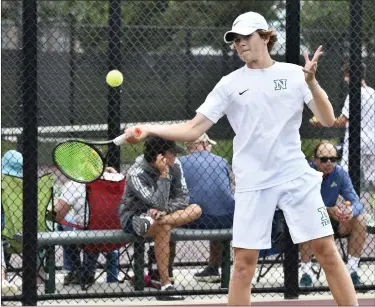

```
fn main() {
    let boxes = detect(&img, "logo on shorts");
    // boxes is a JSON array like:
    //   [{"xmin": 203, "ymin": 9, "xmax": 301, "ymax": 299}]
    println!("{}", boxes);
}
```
[
  {"xmin": 273, "ymin": 79, "xmax": 287, "ymax": 90},
  {"xmin": 318, "ymin": 207, "xmax": 330, "ymax": 227}
]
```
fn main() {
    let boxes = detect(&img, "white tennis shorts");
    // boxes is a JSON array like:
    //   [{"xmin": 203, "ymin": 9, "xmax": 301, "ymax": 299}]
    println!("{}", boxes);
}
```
[{"xmin": 232, "ymin": 168, "xmax": 334, "ymax": 249}]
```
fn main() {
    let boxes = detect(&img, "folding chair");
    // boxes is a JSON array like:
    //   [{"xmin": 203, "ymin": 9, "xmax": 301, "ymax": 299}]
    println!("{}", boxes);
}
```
[
  {"xmin": 1, "ymin": 173, "xmax": 54, "ymax": 282},
  {"xmin": 60, "ymin": 177, "xmax": 133, "ymax": 290}
]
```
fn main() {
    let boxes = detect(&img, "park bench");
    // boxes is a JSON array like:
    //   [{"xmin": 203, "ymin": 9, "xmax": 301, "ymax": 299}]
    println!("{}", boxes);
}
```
[{"xmin": 14, "ymin": 228, "xmax": 233, "ymax": 294}]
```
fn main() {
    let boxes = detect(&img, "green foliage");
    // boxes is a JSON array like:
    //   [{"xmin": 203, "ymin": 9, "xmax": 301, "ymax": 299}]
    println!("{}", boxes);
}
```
[
  {"xmin": 301, "ymin": 0, "xmax": 375, "ymax": 53},
  {"xmin": 2, "ymin": 1, "xmax": 283, "ymax": 53}
]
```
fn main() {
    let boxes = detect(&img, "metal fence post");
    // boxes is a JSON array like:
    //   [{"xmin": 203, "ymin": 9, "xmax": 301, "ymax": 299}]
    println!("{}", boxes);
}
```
[
  {"xmin": 284, "ymin": 0, "xmax": 300, "ymax": 300},
  {"xmin": 69, "ymin": 11, "xmax": 77, "ymax": 129},
  {"xmin": 21, "ymin": 0, "xmax": 38, "ymax": 305},
  {"xmin": 108, "ymin": 0, "xmax": 122, "ymax": 171},
  {"xmin": 348, "ymin": 0, "xmax": 363, "ymax": 195}
]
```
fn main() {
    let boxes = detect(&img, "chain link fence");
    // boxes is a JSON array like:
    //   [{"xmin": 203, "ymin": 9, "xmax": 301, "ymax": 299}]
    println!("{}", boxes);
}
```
[{"xmin": 1, "ymin": 0, "xmax": 374, "ymax": 305}]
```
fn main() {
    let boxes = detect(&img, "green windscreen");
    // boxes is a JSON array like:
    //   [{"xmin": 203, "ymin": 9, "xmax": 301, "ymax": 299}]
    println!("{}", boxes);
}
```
[{"xmin": 53, "ymin": 141, "xmax": 104, "ymax": 183}]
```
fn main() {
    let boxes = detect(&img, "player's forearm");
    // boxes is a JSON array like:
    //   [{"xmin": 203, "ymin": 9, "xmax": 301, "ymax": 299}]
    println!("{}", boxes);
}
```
[
  {"xmin": 309, "ymin": 81, "xmax": 335, "ymax": 127},
  {"xmin": 146, "ymin": 121, "xmax": 203, "ymax": 142}
]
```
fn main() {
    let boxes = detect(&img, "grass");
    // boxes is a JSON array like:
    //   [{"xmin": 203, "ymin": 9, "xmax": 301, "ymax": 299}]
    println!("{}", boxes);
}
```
[{"xmin": 2, "ymin": 138, "xmax": 339, "ymax": 167}]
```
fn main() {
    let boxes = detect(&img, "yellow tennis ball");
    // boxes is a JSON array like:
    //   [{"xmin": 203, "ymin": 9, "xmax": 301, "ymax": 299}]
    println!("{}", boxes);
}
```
[{"xmin": 106, "ymin": 70, "xmax": 123, "ymax": 87}]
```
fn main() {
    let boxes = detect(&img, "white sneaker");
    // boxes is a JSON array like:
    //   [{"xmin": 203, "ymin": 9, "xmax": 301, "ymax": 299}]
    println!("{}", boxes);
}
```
[{"xmin": 2, "ymin": 280, "xmax": 19, "ymax": 296}]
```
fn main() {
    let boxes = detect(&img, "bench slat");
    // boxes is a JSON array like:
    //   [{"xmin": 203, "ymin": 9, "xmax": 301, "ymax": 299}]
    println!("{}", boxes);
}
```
[{"xmin": 14, "ymin": 229, "xmax": 233, "ymax": 247}]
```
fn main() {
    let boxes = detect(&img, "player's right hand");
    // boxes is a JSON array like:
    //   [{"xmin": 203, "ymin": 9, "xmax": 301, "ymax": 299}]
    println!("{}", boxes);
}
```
[{"xmin": 124, "ymin": 126, "xmax": 146, "ymax": 144}]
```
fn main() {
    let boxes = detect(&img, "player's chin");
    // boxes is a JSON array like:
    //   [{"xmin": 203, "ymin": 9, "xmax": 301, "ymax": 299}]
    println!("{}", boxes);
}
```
[{"xmin": 240, "ymin": 53, "xmax": 253, "ymax": 63}]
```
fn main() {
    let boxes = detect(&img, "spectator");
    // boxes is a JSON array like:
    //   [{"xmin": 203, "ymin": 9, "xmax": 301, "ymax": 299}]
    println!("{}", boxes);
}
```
[
  {"xmin": 119, "ymin": 136, "xmax": 202, "ymax": 300},
  {"xmin": 1, "ymin": 151, "xmax": 21, "ymax": 295},
  {"xmin": 178, "ymin": 133, "xmax": 234, "ymax": 282},
  {"xmin": 299, "ymin": 141, "xmax": 366, "ymax": 287},
  {"xmin": 311, "ymin": 62, "xmax": 375, "ymax": 190},
  {"xmin": 54, "ymin": 167, "xmax": 123, "ymax": 286}
]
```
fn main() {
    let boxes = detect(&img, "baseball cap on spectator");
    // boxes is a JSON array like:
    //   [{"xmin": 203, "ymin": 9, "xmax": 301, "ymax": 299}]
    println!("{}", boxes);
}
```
[
  {"xmin": 144, "ymin": 136, "xmax": 184, "ymax": 163},
  {"xmin": 191, "ymin": 133, "xmax": 217, "ymax": 146},
  {"xmin": 224, "ymin": 12, "xmax": 269, "ymax": 43},
  {"xmin": 1, "ymin": 150, "xmax": 23, "ymax": 177}
]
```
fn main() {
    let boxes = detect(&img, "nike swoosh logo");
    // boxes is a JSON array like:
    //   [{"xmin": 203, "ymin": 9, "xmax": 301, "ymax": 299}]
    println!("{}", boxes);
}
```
[
  {"xmin": 233, "ymin": 20, "xmax": 241, "ymax": 27},
  {"xmin": 239, "ymin": 89, "xmax": 250, "ymax": 95}
]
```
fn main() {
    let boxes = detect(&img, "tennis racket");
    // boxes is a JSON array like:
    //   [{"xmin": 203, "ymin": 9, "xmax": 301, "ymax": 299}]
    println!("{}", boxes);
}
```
[{"xmin": 52, "ymin": 128, "xmax": 141, "ymax": 183}]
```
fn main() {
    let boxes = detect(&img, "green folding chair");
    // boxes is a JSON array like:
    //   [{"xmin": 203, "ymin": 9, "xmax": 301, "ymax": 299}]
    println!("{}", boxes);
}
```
[{"xmin": 1, "ymin": 173, "xmax": 54, "ymax": 282}]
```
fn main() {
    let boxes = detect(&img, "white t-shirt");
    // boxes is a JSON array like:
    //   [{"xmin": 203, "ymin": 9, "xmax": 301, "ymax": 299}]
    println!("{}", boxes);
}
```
[
  {"xmin": 341, "ymin": 85, "xmax": 375, "ymax": 156},
  {"xmin": 197, "ymin": 61, "xmax": 313, "ymax": 192},
  {"xmin": 59, "ymin": 181, "xmax": 87, "ymax": 227},
  {"xmin": 58, "ymin": 172, "xmax": 125, "ymax": 227}
]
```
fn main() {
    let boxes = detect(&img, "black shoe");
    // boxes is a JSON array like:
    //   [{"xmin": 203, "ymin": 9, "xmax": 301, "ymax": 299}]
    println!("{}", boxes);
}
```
[
  {"xmin": 156, "ymin": 284, "xmax": 184, "ymax": 301},
  {"xmin": 194, "ymin": 266, "xmax": 221, "ymax": 283},
  {"xmin": 79, "ymin": 274, "xmax": 96, "ymax": 286},
  {"xmin": 148, "ymin": 267, "xmax": 175, "ymax": 283},
  {"xmin": 63, "ymin": 271, "xmax": 80, "ymax": 285},
  {"xmin": 132, "ymin": 215, "xmax": 152, "ymax": 236}
]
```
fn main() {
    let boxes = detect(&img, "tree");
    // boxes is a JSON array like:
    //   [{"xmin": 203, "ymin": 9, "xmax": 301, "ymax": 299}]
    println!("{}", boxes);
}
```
[
  {"xmin": 2, "ymin": 1, "xmax": 284, "ymax": 53},
  {"xmin": 301, "ymin": 0, "xmax": 375, "ymax": 57}
]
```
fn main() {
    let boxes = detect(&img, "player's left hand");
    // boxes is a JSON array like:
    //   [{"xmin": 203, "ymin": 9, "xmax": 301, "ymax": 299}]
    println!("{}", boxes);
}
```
[{"xmin": 303, "ymin": 45, "xmax": 323, "ymax": 85}]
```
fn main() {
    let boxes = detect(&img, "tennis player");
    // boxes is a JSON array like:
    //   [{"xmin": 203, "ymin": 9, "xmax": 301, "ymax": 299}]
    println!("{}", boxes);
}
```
[{"xmin": 123, "ymin": 11, "xmax": 358, "ymax": 306}]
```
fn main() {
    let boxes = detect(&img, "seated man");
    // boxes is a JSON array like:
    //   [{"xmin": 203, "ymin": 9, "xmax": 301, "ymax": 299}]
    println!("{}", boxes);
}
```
[
  {"xmin": 179, "ymin": 133, "xmax": 235, "ymax": 282},
  {"xmin": 299, "ymin": 141, "xmax": 366, "ymax": 287},
  {"xmin": 54, "ymin": 167, "xmax": 123, "ymax": 286},
  {"xmin": 119, "ymin": 136, "xmax": 201, "ymax": 299}
]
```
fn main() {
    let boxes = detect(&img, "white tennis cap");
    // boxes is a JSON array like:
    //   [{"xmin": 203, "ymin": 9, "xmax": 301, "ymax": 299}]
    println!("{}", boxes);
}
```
[{"xmin": 224, "ymin": 12, "xmax": 269, "ymax": 43}]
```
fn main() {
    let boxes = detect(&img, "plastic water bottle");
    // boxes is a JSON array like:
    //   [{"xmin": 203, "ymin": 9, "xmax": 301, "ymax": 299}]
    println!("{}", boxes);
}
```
[{"xmin": 106, "ymin": 250, "xmax": 119, "ymax": 283}]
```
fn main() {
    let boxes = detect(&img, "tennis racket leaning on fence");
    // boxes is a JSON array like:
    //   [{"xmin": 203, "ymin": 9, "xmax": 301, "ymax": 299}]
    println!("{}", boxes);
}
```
[{"xmin": 52, "ymin": 128, "xmax": 142, "ymax": 183}]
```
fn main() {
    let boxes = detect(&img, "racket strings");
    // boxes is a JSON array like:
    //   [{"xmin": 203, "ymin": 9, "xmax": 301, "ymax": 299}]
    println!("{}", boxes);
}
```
[{"xmin": 54, "ymin": 141, "xmax": 104, "ymax": 182}]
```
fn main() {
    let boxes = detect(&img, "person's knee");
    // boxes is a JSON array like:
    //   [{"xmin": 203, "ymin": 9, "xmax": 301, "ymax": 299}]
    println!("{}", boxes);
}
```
[
  {"xmin": 232, "ymin": 249, "xmax": 258, "ymax": 282},
  {"xmin": 353, "ymin": 214, "xmax": 367, "ymax": 232},
  {"xmin": 311, "ymin": 236, "xmax": 338, "ymax": 267},
  {"xmin": 187, "ymin": 203, "xmax": 202, "ymax": 218}
]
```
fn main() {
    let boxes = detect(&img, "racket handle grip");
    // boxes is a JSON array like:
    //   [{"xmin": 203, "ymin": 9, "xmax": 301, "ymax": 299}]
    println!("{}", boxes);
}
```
[
  {"xmin": 113, "ymin": 135, "xmax": 126, "ymax": 146},
  {"xmin": 113, "ymin": 128, "xmax": 142, "ymax": 146}
]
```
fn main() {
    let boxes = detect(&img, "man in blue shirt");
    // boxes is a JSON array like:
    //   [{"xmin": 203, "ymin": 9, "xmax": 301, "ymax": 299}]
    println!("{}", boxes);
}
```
[
  {"xmin": 299, "ymin": 141, "xmax": 366, "ymax": 287},
  {"xmin": 179, "ymin": 133, "xmax": 235, "ymax": 282}
]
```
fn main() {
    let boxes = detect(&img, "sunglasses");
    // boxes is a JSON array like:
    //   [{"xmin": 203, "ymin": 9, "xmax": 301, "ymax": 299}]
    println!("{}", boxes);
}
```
[{"xmin": 317, "ymin": 156, "xmax": 338, "ymax": 163}]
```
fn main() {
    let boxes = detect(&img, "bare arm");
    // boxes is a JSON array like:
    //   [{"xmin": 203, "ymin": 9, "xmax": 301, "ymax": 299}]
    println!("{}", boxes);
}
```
[
  {"xmin": 308, "ymin": 86, "xmax": 335, "ymax": 127},
  {"xmin": 54, "ymin": 199, "xmax": 71, "ymax": 223},
  {"xmin": 125, "ymin": 113, "xmax": 214, "ymax": 143},
  {"xmin": 303, "ymin": 46, "xmax": 335, "ymax": 127},
  {"xmin": 310, "ymin": 114, "xmax": 348, "ymax": 127}
]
